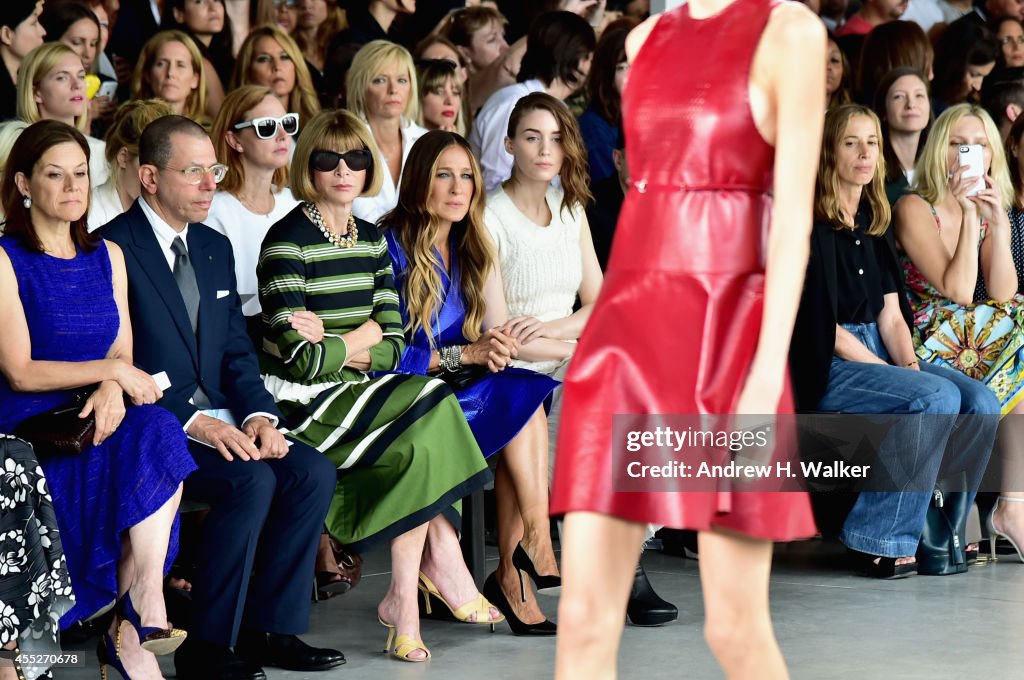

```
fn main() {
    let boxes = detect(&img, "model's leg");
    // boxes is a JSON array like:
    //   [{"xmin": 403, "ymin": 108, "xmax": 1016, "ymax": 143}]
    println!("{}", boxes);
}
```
[
  {"xmin": 494, "ymin": 457, "xmax": 547, "ymax": 623},
  {"xmin": 377, "ymin": 523, "xmax": 430, "ymax": 660},
  {"xmin": 554, "ymin": 511, "xmax": 645, "ymax": 680},
  {"xmin": 699, "ymin": 529, "xmax": 786, "ymax": 680}
]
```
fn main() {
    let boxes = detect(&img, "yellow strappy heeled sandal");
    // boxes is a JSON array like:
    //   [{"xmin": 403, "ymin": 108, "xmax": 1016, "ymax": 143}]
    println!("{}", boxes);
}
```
[
  {"xmin": 417, "ymin": 571, "xmax": 504, "ymax": 630},
  {"xmin": 378, "ymin": 617, "xmax": 431, "ymax": 662}
]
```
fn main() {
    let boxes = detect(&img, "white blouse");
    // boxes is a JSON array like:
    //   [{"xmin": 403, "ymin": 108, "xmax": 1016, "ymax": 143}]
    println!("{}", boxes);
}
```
[
  {"xmin": 205, "ymin": 187, "xmax": 300, "ymax": 316},
  {"xmin": 88, "ymin": 179, "xmax": 123, "ymax": 232},
  {"xmin": 484, "ymin": 184, "xmax": 584, "ymax": 374},
  {"xmin": 352, "ymin": 117, "xmax": 427, "ymax": 226}
]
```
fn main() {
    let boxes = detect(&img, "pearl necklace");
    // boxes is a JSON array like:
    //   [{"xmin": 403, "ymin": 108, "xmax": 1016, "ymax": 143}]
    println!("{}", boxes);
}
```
[{"xmin": 306, "ymin": 201, "xmax": 358, "ymax": 248}]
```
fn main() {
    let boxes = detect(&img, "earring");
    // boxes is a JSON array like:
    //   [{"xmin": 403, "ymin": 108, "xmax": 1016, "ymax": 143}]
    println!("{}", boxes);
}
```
[{"xmin": 22, "ymin": 196, "xmax": 30, "ymax": 209}]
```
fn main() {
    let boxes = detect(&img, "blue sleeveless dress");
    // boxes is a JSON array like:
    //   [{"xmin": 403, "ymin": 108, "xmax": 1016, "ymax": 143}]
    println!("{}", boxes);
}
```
[
  {"xmin": 0, "ymin": 236, "xmax": 196, "ymax": 627},
  {"xmin": 386, "ymin": 232, "xmax": 558, "ymax": 457}
]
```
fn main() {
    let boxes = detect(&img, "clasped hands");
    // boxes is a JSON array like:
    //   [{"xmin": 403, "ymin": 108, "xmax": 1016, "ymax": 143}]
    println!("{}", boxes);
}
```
[
  {"xmin": 187, "ymin": 414, "xmax": 289, "ymax": 462},
  {"xmin": 81, "ymin": 359, "xmax": 165, "ymax": 446},
  {"xmin": 462, "ymin": 316, "xmax": 551, "ymax": 373}
]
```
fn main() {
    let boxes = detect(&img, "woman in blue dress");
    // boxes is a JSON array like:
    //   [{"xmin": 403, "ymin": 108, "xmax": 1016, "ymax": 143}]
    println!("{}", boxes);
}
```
[
  {"xmin": 381, "ymin": 130, "xmax": 561, "ymax": 635},
  {"xmin": 0, "ymin": 121, "xmax": 196, "ymax": 679}
]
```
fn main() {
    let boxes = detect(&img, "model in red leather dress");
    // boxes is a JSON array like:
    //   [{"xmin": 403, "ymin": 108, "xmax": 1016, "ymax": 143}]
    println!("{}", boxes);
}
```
[{"xmin": 549, "ymin": 0, "xmax": 817, "ymax": 541}]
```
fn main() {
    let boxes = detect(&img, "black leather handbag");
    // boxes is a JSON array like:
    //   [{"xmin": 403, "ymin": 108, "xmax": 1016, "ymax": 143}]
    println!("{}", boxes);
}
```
[
  {"xmin": 916, "ymin": 472, "xmax": 970, "ymax": 575},
  {"xmin": 14, "ymin": 389, "xmax": 96, "ymax": 457}
]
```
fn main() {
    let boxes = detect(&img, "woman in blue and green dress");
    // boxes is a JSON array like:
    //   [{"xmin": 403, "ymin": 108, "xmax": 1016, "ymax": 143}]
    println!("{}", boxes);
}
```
[
  {"xmin": 894, "ymin": 103, "xmax": 1024, "ymax": 561},
  {"xmin": 381, "ymin": 129, "xmax": 562, "ymax": 635},
  {"xmin": 257, "ymin": 109, "xmax": 501, "ymax": 663}
]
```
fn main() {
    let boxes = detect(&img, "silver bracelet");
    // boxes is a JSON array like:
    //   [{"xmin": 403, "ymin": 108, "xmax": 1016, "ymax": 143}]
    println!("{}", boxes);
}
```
[{"xmin": 439, "ymin": 345, "xmax": 463, "ymax": 373}]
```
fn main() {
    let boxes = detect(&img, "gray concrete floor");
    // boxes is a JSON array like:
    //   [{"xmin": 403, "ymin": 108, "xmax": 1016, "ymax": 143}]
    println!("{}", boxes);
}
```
[{"xmin": 58, "ymin": 540, "xmax": 1024, "ymax": 679}]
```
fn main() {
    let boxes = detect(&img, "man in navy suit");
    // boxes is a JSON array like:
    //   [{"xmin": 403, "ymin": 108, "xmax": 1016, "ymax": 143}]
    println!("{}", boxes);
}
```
[{"xmin": 100, "ymin": 116, "xmax": 344, "ymax": 680}]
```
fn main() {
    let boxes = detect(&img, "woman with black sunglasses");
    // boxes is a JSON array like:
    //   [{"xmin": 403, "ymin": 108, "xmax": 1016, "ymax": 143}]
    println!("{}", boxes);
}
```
[
  {"xmin": 256, "ymin": 108, "xmax": 501, "ymax": 662},
  {"xmin": 207, "ymin": 86, "xmax": 300, "ymax": 320}
]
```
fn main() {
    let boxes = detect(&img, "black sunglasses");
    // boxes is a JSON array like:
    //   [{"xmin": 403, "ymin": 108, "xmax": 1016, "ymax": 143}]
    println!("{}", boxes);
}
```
[{"xmin": 310, "ymin": 148, "xmax": 372, "ymax": 173}]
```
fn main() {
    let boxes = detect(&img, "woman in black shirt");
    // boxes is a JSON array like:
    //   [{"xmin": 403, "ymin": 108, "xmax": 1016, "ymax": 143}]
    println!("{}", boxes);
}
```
[{"xmin": 790, "ymin": 104, "xmax": 999, "ymax": 578}]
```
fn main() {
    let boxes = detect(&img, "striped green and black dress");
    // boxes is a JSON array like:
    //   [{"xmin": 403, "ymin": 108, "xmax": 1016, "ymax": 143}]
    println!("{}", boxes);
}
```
[{"xmin": 257, "ymin": 205, "xmax": 490, "ymax": 553}]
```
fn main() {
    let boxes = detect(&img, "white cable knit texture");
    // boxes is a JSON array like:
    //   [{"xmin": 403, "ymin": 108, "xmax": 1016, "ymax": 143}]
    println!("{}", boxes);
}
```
[{"xmin": 484, "ymin": 185, "xmax": 583, "ymax": 375}]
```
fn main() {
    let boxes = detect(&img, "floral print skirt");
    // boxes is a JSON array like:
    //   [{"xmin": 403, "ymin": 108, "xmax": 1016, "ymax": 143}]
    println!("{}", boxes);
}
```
[
  {"xmin": 913, "ymin": 297, "xmax": 1024, "ymax": 416},
  {"xmin": 0, "ymin": 435, "xmax": 74, "ymax": 680}
]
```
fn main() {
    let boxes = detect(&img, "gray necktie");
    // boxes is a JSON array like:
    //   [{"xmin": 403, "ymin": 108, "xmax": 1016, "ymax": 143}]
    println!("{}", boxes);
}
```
[
  {"xmin": 171, "ymin": 236, "xmax": 199, "ymax": 331},
  {"xmin": 170, "ymin": 236, "xmax": 211, "ymax": 408}
]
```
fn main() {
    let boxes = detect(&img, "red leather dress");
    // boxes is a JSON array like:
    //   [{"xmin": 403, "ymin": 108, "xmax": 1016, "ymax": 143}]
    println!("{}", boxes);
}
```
[{"xmin": 550, "ymin": 0, "xmax": 817, "ymax": 540}]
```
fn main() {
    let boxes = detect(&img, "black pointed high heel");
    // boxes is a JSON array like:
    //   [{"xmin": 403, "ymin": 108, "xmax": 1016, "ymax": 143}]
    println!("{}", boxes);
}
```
[
  {"xmin": 482, "ymin": 571, "xmax": 557, "ymax": 637},
  {"xmin": 116, "ymin": 592, "xmax": 187, "ymax": 655},
  {"xmin": 511, "ymin": 543, "xmax": 561, "ymax": 599}
]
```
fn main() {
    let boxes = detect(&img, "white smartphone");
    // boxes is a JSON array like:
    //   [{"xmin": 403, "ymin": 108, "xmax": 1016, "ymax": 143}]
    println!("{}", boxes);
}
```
[
  {"xmin": 96, "ymin": 80, "xmax": 118, "ymax": 100},
  {"xmin": 958, "ymin": 144, "xmax": 985, "ymax": 196}
]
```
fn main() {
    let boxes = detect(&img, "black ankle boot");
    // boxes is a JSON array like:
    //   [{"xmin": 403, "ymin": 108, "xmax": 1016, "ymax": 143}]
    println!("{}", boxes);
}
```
[{"xmin": 626, "ymin": 564, "xmax": 678, "ymax": 626}]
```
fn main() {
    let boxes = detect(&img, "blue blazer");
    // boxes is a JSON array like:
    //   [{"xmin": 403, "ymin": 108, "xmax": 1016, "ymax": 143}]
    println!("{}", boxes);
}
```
[{"xmin": 99, "ymin": 199, "xmax": 282, "ymax": 427}]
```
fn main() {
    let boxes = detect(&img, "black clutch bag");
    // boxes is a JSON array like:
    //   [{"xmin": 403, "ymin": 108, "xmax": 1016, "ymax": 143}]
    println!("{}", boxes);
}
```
[
  {"xmin": 15, "ymin": 390, "xmax": 96, "ymax": 457},
  {"xmin": 439, "ymin": 365, "xmax": 490, "ymax": 391}
]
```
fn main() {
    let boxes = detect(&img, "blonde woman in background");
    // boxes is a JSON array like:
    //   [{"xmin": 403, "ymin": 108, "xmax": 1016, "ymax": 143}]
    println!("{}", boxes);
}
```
[
  {"xmin": 131, "ymin": 30, "xmax": 210, "ymax": 126},
  {"xmin": 89, "ymin": 99, "xmax": 175, "ymax": 231},
  {"xmin": 346, "ymin": 39, "xmax": 426, "ymax": 225},
  {"xmin": 231, "ymin": 25, "xmax": 320, "ymax": 132},
  {"xmin": 16, "ymin": 42, "xmax": 108, "ymax": 185}
]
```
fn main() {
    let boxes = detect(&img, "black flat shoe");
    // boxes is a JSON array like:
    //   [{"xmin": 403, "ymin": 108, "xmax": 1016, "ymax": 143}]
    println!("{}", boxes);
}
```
[
  {"xmin": 511, "ymin": 543, "xmax": 561, "ymax": 598},
  {"xmin": 626, "ymin": 564, "xmax": 678, "ymax": 626},
  {"xmin": 235, "ymin": 631, "xmax": 345, "ymax": 672},
  {"xmin": 174, "ymin": 638, "xmax": 266, "ymax": 680},
  {"xmin": 483, "ymin": 571, "xmax": 557, "ymax": 637},
  {"xmin": 848, "ymin": 549, "xmax": 916, "ymax": 579}
]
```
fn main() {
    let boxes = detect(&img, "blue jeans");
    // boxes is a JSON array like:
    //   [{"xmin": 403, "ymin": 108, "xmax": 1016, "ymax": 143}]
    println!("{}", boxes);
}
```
[{"xmin": 815, "ymin": 323, "xmax": 999, "ymax": 557}]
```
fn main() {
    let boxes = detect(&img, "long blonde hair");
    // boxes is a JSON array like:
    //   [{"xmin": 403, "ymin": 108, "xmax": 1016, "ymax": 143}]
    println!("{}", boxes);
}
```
[
  {"xmin": 912, "ymin": 103, "xmax": 1013, "ymax": 210},
  {"xmin": 231, "ymin": 25, "xmax": 320, "ymax": 127},
  {"xmin": 381, "ymin": 131, "xmax": 492, "ymax": 346},
  {"xmin": 17, "ymin": 43, "xmax": 89, "ymax": 133},
  {"xmin": 815, "ymin": 105, "xmax": 890, "ymax": 236}
]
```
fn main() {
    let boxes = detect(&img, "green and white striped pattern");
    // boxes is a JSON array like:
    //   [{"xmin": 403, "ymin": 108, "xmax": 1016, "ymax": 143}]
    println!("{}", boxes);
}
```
[{"xmin": 256, "ymin": 206, "xmax": 490, "ymax": 553}]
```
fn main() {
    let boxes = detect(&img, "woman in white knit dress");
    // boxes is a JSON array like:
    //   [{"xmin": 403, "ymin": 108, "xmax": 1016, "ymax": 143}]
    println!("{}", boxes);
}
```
[{"xmin": 484, "ymin": 92, "xmax": 602, "ymax": 625}]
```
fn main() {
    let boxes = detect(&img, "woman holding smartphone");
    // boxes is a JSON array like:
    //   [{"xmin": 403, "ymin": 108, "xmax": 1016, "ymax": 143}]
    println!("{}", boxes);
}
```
[{"xmin": 894, "ymin": 102, "xmax": 1024, "ymax": 560}]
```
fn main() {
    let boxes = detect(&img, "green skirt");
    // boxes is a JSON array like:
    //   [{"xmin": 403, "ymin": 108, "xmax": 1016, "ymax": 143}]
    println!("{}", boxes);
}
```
[{"xmin": 281, "ymin": 372, "xmax": 490, "ymax": 553}]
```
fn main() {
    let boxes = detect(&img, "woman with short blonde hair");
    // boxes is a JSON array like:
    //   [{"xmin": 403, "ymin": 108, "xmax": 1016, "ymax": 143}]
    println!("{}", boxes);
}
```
[
  {"xmin": 345, "ymin": 40, "xmax": 425, "ymax": 225},
  {"xmin": 131, "ymin": 30, "xmax": 209, "ymax": 125}
]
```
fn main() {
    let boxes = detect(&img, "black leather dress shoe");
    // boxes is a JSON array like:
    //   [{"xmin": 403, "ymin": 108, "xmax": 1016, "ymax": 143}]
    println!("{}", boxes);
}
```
[
  {"xmin": 174, "ymin": 638, "xmax": 266, "ymax": 680},
  {"xmin": 235, "ymin": 631, "xmax": 345, "ymax": 671},
  {"xmin": 626, "ymin": 564, "xmax": 678, "ymax": 627}
]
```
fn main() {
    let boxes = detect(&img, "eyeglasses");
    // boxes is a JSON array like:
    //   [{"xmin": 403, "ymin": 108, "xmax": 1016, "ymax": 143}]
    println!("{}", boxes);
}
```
[
  {"xmin": 233, "ymin": 113, "xmax": 299, "ymax": 139},
  {"xmin": 310, "ymin": 148, "xmax": 372, "ymax": 173},
  {"xmin": 1000, "ymin": 35, "xmax": 1024, "ymax": 46},
  {"xmin": 161, "ymin": 163, "xmax": 229, "ymax": 185},
  {"xmin": 275, "ymin": 0, "xmax": 296, "ymax": 7}
]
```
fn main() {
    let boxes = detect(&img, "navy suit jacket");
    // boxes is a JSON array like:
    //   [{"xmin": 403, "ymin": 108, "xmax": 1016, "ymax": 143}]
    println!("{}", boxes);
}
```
[{"xmin": 99, "ymin": 199, "xmax": 282, "ymax": 427}]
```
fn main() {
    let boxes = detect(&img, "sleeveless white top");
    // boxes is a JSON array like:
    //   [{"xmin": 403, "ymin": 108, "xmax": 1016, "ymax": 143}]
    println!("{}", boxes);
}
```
[{"xmin": 484, "ymin": 184, "xmax": 583, "ymax": 374}]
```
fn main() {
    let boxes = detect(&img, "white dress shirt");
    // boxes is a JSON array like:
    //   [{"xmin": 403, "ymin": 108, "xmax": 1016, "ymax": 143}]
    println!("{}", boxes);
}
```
[{"xmin": 137, "ymin": 196, "xmax": 279, "ymax": 433}]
